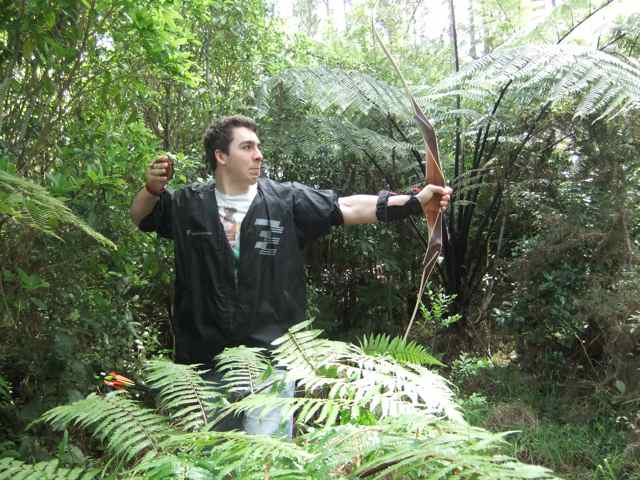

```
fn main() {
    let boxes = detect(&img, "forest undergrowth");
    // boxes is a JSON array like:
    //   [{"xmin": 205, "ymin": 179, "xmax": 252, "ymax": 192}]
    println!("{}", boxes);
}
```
[{"xmin": 451, "ymin": 350, "xmax": 640, "ymax": 480}]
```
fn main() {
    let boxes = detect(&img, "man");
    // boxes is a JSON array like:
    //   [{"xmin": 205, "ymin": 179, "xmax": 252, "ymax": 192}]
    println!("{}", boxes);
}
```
[{"xmin": 130, "ymin": 115, "xmax": 451, "ymax": 408}]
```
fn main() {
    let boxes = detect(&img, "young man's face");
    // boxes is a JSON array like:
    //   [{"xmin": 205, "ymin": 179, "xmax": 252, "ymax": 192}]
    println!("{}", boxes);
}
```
[{"xmin": 216, "ymin": 126, "xmax": 263, "ymax": 185}]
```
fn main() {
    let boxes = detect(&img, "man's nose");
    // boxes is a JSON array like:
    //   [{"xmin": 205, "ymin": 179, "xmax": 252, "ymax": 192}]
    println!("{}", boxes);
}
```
[{"xmin": 254, "ymin": 148, "xmax": 263, "ymax": 161}]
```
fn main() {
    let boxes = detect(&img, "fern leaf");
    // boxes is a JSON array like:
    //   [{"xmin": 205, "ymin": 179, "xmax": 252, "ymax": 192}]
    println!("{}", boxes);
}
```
[
  {"xmin": 359, "ymin": 333, "xmax": 444, "ymax": 366},
  {"xmin": 0, "ymin": 169, "xmax": 116, "ymax": 249},
  {"xmin": 346, "ymin": 417, "xmax": 558, "ymax": 480},
  {"xmin": 271, "ymin": 320, "xmax": 347, "ymax": 376},
  {"xmin": 140, "ymin": 430, "xmax": 312, "ymax": 479},
  {"xmin": 41, "ymin": 392, "xmax": 172, "ymax": 466},
  {"xmin": 257, "ymin": 66, "xmax": 410, "ymax": 118},
  {"xmin": 435, "ymin": 44, "xmax": 640, "ymax": 121},
  {"xmin": 143, "ymin": 360, "xmax": 222, "ymax": 432},
  {"xmin": 292, "ymin": 115, "xmax": 419, "ymax": 164},
  {"xmin": 215, "ymin": 346, "xmax": 271, "ymax": 394},
  {"xmin": 0, "ymin": 375, "xmax": 11, "ymax": 407},
  {"xmin": 0, "ymin": 457, "xmax": 99, "ymax": 480},
  {"xmin": 269, "ymin": 322, "xmax": 462, "ymax": 425}
]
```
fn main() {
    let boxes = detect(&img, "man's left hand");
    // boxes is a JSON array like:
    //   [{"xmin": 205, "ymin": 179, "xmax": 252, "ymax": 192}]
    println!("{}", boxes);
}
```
[{"xmin": 415, "ymin": 185, "xmax": 453, "ymax": 211}]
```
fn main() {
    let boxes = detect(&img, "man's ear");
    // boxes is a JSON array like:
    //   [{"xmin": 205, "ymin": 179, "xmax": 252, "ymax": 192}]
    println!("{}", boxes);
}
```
[{"xmin": 214, "ymin": 149, "xmax": 227, "ymax": 168}]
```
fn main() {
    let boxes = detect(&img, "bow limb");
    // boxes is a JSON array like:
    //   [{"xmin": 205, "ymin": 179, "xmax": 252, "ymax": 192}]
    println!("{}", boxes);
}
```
[{"xmin": 372, "ymin": 21, "xmax": 447, "ymax": 341}]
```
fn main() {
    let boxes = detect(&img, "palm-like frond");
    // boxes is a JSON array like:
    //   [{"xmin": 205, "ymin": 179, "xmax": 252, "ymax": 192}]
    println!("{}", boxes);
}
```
[
  {"xmin": 296, "ymin": 416, "xmax": 559, "ymax": 479},
  {"xmin": 216, "ymin": 393, "xmax": 349, "ymax": 429},
  {"xmin": 143, "ymin": 430, "xmax": 313, "ymax": 479},
  {"xmin": 41, "ymin": 392, "xmax": 172, "ymax": 465},
  {"xmin": 269, "ymin": 115, "xmax": 420, "ymax": 169},
  {"xmin": 214, "ymin": 346, "xmax": 271, "ymax": 394},
  {"xmin": 0, "ymin": 169, "xmax": 116, "ymax": 249},
  {"xmin": 223, "ymin": 322, "xmax": 463, "ymax": 426},
  {"xmin": 0, "ymin": 458, "xmax": 99, "ymax": 480},
  {"xmin": 260, "ymin": 67, "xmax": 489, "ymax": 129},
  {"xmin": 143, "ymin": 360, "xmax": 222, "ymax": 432},
  {"xmin": 257, "ymin": 67, "xmax": 410, "ymax": 118},
  {"xmin": 359, "ymin": 333, "xmax": 444, "ymax": 366},
  {"xmin": 0, "ymin": 375, "xmax": 11, "ymax": 407},
  {"xmin": 344, "ymin": 417, "xmax": 558, "ymax": 479},
  {"xmin": 436, "ymin": 44, "xmax": 640, "ymax": 121},
  {"xmin": 271, "ymin": 320, "xmax": 350, "ymax": 376},
  {"xmin": 128, "ymin": 453, "xmax": 214, "ymax": 480}
]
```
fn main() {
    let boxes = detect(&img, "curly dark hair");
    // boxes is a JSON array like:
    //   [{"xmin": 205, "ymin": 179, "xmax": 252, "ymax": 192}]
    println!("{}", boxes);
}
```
[{"xmin": 202, "ymin": 115, "xmax": 257, "ymax": 171}]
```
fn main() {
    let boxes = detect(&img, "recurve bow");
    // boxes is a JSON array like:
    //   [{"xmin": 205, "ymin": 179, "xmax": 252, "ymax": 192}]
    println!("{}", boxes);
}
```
[{"xmin": 372, "ymin": 23, "xmax": 447, "ymax": 341}]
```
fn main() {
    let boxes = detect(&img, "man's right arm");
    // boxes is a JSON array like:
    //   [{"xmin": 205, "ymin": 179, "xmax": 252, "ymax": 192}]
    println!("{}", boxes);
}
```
[{"xmin": 130, "ymin": 156, "xmax": 172, "ymax": 227}]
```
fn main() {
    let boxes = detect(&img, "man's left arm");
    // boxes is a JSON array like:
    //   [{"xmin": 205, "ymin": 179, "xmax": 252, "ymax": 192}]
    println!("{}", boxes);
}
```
[{"xmin": 338, "ymin": 185, "xmax": 453, "ymax": 225}]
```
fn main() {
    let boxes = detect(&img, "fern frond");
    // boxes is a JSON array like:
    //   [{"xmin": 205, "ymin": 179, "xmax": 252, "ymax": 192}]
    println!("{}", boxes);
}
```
[
  {"xmin": 216, "ymin": 393, "xmax": 349, "ymax": 429},
  {"xmin": 298, "ymin": 417, "xmax": 559, "ymax": 479},
  {"xmin": 0, "ymin": 169, "xmax": 116, "ymax": 249},
  {"xmin": 136, "ymin": 430, "xmax": 312, "ymax": 478},
  {"xmin": 359, "ymin": 333, "xmax": 444, "ymax": 366},
  {"xmin": 271, "ymin": 320, "xmax": 349, "ymax": 376},
  {"xmin": 436, "ymin": 44, "xmax": 640, "ymax": 121},
  {"xmin": 0, "ymin": 375, "xmax": 11, "ymax": 407},
  {"xmin": 164, "ymin": 429, "xmax": 313, "ymax": 464},
  {"xmin": 41, "ymin": 392, "xmax": 172, "ymax": 465},
  {"xmin": 349, "ymin": 417, "xmax": 559, "ymax": 479},
  {"xmin": 143, "ymin": 360, "xmax": 223, "ymax": 432},
  {"xmin": 0, "ymin": 457, "xmax": 99, "ymax": 479},
  {"xmin": 270, "ymin": 322, "xmax": 462, "ymax": 424},
  {"xmin": 215, "ymin": 346, "xmax": 272, "ymax": 395},
  {"xmin": 257, "ymin": 66, "xmax": 410, "ymax": 118},
  {"xmin": 334, "ymin": 349, "xmax": 462, "ymax": 421},
  {"xmin": 273, "ymin": 115, "xmax": 421, "ymax": 167},
  {"xmin": 129, "ymin": 453, "xmax": 213, "ymax": 480}
]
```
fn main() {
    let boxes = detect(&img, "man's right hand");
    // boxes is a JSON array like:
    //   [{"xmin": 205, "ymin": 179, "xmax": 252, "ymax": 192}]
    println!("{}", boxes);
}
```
[{"xmin": 145, "ymin": 155, "xmax": 173, "ymax": 196}]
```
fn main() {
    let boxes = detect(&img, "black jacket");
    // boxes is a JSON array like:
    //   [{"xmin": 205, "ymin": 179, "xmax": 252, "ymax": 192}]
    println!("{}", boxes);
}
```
[{"xmin": 139, "ymin": 178, "xmax": 342, "ymax": 364}]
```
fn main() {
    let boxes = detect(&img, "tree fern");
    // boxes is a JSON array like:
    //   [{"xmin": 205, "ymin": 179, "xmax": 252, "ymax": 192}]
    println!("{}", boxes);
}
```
[
  {"xmin": 0, "ymin": 169, "xmax": 116, "ymax": 249},
  {"xmin": 435, "ymin": 44, "xmax": 640, "ymax": 121},
  {"xmin": 143, "ymin": 360, "xmax": 223, "ymax": 432},
  {"xmin": 268, "ymin": 115, "xmax": 420, "ymax": 169},
  {"xmin": 359, "ymin": 333, "xmax": 444, "ymax": 366},
  {"xmin": 0, "ymin": 457, "xmax": 98, "ymax": 480},
  {"xmin": 257, "ymin": 66, "xmax": 410, "ymax": 119},
  {"xmin": 41, "ymin": 392, "xmax": 172, "ymax": 466}
]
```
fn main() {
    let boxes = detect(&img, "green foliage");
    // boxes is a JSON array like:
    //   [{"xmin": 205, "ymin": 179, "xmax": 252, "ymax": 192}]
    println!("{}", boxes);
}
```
[
  {"xmin": 436, "ymin": 43, "xmax": 640, "ymax": 122},
  {"xmin": 41, "ymin": 392, "xmax": 173, "ymax": 465},
  {"xmin": 0, "ymin": 168, "xmax": 115, "ymax": 249},
  {"xmin": 215, "ymin": 346, "xmax": 272, "ymax": 394},
  {"xmin": 0, "ymin": 457, "xmax": 98, "ymax": 480},
  {"xmin": 143, "ymin": 360, "xmax": 223, "ymax": 432},
  {"xmin": 359, "ymin": 333, "xmax": 444, "ymax": 366},
  {"xmin": 510, "ymin": 419, "xmax": 630, "ymax": 478},
  {"xmin": 23, "ymin": 322, "xmax": 559, "ymax": 479},
  {"xmin": 460, "ymin": 392, "xmax": 491, "ymax": 426},
  {"xmin": 0, "ymin": 376, "xmax": 11, "ymax": 407},
  {"xmin": 451, "ymin": 353, "xmax": 495, "ymax": 384}
]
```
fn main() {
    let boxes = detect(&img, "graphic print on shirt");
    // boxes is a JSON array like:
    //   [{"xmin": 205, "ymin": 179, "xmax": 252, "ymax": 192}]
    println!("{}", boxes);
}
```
[
  {"xmin": 219, "ymin": 206, "xmax": 241, "ymax": 258},
  {"xmin": 254, "ymin": 218, "xmax": 283, "ymax": 256}
]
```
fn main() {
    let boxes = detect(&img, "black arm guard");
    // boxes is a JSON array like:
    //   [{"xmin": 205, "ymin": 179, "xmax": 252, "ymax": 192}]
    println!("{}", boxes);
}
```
[{"xmin": 375, "ymin": 190, "xmax": 422, "ymax": 222}]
